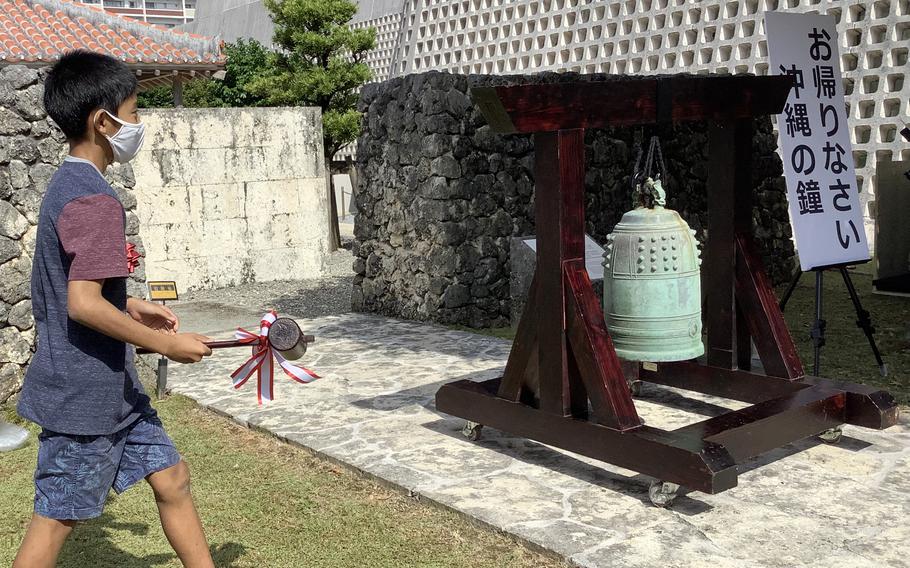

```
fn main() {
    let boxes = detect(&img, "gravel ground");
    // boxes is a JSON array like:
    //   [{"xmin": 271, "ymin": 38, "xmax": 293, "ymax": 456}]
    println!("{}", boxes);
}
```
[{"xmin": 180, "ymin": 243, "xmax": 355, "ymax": 319}]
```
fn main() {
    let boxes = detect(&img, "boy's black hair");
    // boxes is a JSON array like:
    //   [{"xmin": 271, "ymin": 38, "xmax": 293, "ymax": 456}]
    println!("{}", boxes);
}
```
[{"xmin": 43, "ymin": 50, "xmax": 138, "ymax": 141}]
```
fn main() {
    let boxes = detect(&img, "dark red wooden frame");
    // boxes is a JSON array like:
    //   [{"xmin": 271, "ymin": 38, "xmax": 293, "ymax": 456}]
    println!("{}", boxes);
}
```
[{"xmin": 435, "ymin": 75, "xmax": 899, "ymax": 494}]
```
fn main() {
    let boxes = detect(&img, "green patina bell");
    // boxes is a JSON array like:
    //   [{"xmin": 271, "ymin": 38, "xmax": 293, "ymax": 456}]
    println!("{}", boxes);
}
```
[{"xmin": 602, "ymin": 176, "xmax": 704, "ymax": 362}]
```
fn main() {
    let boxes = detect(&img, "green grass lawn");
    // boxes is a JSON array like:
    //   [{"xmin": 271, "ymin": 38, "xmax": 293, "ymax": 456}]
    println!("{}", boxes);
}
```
[
  {"xmin": 0, "ymin": 396, "xmax": 565, "ymax": 568},
  {"xmin": 779, "ymin": 269, "xmax": 910, "ymax": 403}
]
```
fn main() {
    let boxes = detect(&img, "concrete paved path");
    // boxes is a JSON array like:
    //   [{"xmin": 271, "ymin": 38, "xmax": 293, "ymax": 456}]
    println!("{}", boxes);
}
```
[{"xmin": 163, "ymin": 305, "xmax": 910, "ymax": 568}]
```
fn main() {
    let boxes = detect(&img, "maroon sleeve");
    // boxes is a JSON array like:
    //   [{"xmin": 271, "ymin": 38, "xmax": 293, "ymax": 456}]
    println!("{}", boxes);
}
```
[{"xmin": 58, "ymin": 194, "xmax": 129, "ymax": 281}]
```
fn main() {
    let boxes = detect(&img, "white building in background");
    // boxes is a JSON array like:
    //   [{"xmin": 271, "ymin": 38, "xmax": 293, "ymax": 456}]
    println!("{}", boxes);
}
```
[
  {"xmin": 182, "ymin": 0, "xmax": 405, "ymax": 82},
  {"xmin": 186, "ymin": 0, "xmax": 910, "ymax": 239},
  {"xmin": 389, "ymin": 0, "xmax": 910, "ymax": 241},
  {"xmin": 77, "ymin": 0, "xmax": 196, "ymax": 28}
]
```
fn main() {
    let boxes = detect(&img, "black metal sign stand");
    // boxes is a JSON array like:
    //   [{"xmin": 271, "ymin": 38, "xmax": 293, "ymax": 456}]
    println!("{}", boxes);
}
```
[{"xmin": 779, "ymin": 265, "xmax": 887, "ymax": 377}]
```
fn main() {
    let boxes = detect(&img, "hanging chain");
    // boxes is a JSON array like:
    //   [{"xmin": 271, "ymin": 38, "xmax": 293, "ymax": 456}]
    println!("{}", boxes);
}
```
[
  {"xmin": 632, "ymin": 135, "xmax": 666, "ymax": 184},
  {"xmin": 631, "ymin": 134, "xmax": 668, "ymax": 208}
]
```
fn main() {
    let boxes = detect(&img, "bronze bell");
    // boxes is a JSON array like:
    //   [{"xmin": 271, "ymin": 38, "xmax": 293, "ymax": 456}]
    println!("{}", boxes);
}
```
[{"xmin": 602, "ymin": 176, "xmax": 704, "ymax": 362}]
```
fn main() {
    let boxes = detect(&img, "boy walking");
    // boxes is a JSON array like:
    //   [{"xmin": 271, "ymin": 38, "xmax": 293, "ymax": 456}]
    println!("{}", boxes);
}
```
[{"xmin": 14, "ymin": 51, "xmax": 215, "ymax": 568}]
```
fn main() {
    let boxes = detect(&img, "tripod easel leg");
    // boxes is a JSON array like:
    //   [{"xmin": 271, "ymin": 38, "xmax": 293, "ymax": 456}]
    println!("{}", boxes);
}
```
[
  {"xmin": 839, "ymin": 268, "xmax": 888, "ymax": 377},
  {"xmin": 810, "ymin": 270, "xmax": 826, "ymax": 376},
  {"xmin": 779, "ymin": 267, "xmax": 802, "ymax": 312}
]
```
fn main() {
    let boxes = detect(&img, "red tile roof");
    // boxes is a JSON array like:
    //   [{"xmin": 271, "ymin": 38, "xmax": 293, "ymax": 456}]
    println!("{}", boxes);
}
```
[{"xmin": 0, "ymin": 0, "xmax": 224, "ymax": 68}]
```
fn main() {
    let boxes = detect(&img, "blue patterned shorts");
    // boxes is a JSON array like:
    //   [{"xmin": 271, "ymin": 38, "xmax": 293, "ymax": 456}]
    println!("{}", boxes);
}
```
[{"xmin": 34, "ymin": 405, "xmax": 181, "ymax": 520}]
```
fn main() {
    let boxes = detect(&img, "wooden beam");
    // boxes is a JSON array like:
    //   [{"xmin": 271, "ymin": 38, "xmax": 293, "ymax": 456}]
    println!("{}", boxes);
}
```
[
  {"xmin": 640, "ymin": 361, "xmax": 809, "ymax": 404},
  {"xmin": 802, "ymin": 376, "xmax": 900, "ymax": 429},
  {"xmin": 533, "ymin": 130, "xmax": 569, "ymax": 415},
  {"xmin": 436, "ymin": 377, "xmax": 737, "ymax": 494},
  {"xmin": 706, "ymin": 120, "xmax": 737, "ymax": 368},
  {"xmin": 672, "ymin": 386, "xmax": 846, "ymax": 462},
  {"xmin": 533, "ymin": 130, "xmax": 587, "ymax": 416},
  {"xmin": 641, "ymin": 361, "xmax": 900, "ymax": 430},
  {"xmin": 733, "ymin": 118, "xmax": 754, "ymax": 371},
  {"xmin": 471, "ymin": 75, "xmax": 793, "ymax": 133}
]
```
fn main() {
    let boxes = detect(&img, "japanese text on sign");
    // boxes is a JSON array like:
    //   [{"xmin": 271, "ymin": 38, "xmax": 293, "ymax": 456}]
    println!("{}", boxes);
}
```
[{"xmin": 766, "ymin": 12, "xmax": 870, "ymax": 271}]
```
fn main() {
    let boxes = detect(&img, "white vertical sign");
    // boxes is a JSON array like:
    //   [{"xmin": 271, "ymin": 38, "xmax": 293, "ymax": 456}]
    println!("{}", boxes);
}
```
[{"xmin": 766, "ymin": 11, "xmax": 870, "ymax": 271}]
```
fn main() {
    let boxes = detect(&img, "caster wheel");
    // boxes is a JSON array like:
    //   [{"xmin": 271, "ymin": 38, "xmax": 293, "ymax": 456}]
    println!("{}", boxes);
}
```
[
  {"xmin": 818, "ymin": 426, "xmax": 843, "ymax": 444},
  {"xmin": 462, "ymin": 421, "xmax": 483, "ymax": 441},
  {"xmin": 648, "ymin": 480, "xmax": 680, "ymax": 508},
  {"xmin": 629, "ymin": 380, "xmax": 643, "ymax": 397}
]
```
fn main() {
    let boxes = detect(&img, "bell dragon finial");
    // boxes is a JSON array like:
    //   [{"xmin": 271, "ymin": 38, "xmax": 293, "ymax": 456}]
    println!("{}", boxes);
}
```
[{"xmin": 633, "ymin": 175, "xmax": 667, "ymax": 209}]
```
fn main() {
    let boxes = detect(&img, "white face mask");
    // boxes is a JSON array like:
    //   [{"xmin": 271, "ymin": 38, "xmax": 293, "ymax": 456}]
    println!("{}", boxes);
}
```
[{"xmin": 97, "ymin": 110, "xmax": 146, "ymax": 163}]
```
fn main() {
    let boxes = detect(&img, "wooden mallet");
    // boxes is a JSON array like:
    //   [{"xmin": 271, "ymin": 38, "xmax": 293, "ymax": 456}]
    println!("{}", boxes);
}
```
[{"xmin": 137, "ymin": 317, "xmax": 315, "ymax": 360}]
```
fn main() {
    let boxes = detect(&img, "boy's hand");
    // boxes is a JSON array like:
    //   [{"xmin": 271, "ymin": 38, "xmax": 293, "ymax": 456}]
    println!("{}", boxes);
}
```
[
  {"xmin": 164, "ymin": 334, "xmax": 213, "ymax": 363},
  {"xmin": 127, "ymin": 298, "xmax": 179, "ymax": 334}
]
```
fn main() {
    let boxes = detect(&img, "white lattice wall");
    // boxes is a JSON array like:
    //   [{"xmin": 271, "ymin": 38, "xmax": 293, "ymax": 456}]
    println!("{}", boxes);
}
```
[
  {"xmin": 352, "ymin": 11, "xmax": 403, "ymax": 83},
  {"xmin": 353, "ymin": 0, "xmax": 910, "ymax": 245}
]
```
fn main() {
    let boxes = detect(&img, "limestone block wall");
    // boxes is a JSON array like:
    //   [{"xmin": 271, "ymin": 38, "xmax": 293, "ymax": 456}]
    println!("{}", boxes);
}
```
[
  {"xmin": 131, "ymin": 107, "xmax": 330, "ymax": 292},
  {"xmin": 0, "ymin": 65, "xmax": 145, "ymax": 403},
  {"xmin": 353, "ymin": 71, "xmax": 794, "ymax": 327}
]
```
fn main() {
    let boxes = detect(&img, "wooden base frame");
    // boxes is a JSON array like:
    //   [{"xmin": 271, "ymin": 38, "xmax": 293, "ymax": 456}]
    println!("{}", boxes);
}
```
[{"xmin": 435, "ymin": 76, "xmax": 899, "ymax": 496}]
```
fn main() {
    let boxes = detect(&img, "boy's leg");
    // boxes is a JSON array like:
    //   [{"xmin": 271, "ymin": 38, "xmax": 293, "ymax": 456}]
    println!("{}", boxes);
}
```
[
  {"xmin": 114, "ymin": 406, "xmax": 214, "ymax": 568},
  {"xmin": 23, "ymin": 429, "xmax": 123, "ymax": 568},
  {"xmin": 12, "ymin": 515, "xmax": 76, "ymax": 568},
  {"xmin": 147, "ymin": 461, "xmax": 214, "ymax": 568}
]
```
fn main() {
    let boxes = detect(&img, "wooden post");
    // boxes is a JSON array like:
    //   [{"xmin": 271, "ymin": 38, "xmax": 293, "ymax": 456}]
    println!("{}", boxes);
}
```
[
  {"xmin": 534, "ymin": 130, "xmax": 584, "ymax": 416},
  {"xmin": 172, "ymin": 75, "xmax": 184, "ymax": 108},
  {"xmin": 706, "ymin": 121, "xmax": 737, "ymax": 369},
  {"xmin": 733, "ymin": 118, "xmax": 754, "ymax": 371}
]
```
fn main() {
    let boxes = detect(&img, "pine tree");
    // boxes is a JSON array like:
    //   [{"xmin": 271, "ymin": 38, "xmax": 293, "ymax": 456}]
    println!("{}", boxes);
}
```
[{"xmin": 249, "ymin": 0, "xmax": 376, "ymax": 251}]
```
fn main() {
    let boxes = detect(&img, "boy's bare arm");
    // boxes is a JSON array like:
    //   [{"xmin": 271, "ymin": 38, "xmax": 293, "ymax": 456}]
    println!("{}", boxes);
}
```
[{"xmin": 68, "ymin": 280, "xmax": 211, "ymax": 363}]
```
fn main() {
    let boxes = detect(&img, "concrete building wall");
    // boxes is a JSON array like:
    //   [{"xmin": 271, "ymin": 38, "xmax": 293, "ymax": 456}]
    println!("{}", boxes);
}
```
[
  {"xmin": 179, "ymin": 0, "xmax": 274, "ymax": 44},
  {"xmin": 131, "ymin": 107, "xmax": 330, "ymax": 292},
  {"xmin": 351, "ymin": 9, "xmax": 404, "ymax": 83},
  {"xmin": 184, "ymin": 0, "xmax": 405, "ymax": 82},
  {"xmin": 77, "ymin": 0, "xmax": 196, "ymax": 27},
  {"xmin": 391, "ymin": 0, "xmax": 910, "ymax": 247}
]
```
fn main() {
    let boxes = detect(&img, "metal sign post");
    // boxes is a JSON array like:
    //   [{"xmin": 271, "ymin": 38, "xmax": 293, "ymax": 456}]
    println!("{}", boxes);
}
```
[{"xmin": 147, "ymin": 280, "xmax": 179, "ymax": 399}]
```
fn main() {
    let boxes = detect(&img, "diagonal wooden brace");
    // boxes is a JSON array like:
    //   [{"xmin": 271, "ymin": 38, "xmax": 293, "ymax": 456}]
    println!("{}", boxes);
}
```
[
  {"xmin": 734, "ymin": 234, "xmax": 805, "ymax": 379},
  {"xmin": 565, "ymin": 260, "xmax": 641, "ymax": 431}
]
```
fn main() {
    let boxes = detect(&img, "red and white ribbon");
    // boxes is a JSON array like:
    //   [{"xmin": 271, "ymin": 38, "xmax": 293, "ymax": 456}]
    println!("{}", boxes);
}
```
[
  {"xmin": 126, "ymin": 242, "xmax": 141, "ymax": 274},
  {"xmin": 229, "ymin": 311, "xmax": 319, "ymax": 404}
]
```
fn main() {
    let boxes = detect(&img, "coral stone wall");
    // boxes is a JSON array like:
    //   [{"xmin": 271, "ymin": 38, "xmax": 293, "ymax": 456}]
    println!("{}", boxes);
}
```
[
  {"xmin": 353, "ymin": 71, "xmax": 796, "ymax": 328},
  {"xmin": 0, "ymin": 65, "xmax": 146, "ymax": 403}
]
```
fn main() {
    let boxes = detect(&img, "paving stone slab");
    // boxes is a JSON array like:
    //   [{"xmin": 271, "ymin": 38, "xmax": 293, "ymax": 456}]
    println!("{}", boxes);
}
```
[{"xmin": 166, "ymin": 310, "xmax": 910, "ymax": 568}]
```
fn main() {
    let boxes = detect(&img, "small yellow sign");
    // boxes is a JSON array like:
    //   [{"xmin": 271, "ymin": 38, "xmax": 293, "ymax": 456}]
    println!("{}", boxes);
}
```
[{"xmin": 148, "ymin": 281, "xmax": 179, "ymax": 301}]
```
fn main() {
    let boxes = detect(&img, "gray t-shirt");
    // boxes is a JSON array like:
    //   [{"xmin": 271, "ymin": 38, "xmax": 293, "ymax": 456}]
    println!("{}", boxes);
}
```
[{"xmin": 18, "ymin": 158, "xmax": 147, "ymax": 435}]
